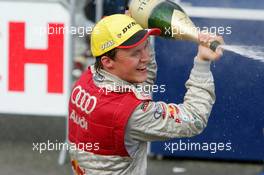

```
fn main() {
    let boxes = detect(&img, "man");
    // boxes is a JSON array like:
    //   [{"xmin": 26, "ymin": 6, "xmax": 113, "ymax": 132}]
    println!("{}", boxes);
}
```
[{"xmin": 68, "ymin": 14, "xmax": 223, "ymax": 175}]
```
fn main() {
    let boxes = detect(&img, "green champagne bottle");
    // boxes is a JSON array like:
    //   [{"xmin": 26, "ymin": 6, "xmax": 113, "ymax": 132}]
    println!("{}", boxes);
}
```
[{"xmin": 129, "ymin": 0, "xmax": 220, "ymax": 51}]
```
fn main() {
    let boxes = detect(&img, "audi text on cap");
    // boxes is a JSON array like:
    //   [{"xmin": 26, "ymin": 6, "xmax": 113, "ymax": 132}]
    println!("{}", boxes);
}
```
[{"xmin": 91, "ymin": 14, "xmax": 161, "ymax": 57}]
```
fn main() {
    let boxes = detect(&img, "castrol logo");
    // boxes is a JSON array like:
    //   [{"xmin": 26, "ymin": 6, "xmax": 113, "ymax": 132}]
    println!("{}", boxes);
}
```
[{"xmin": 71, "ymin": 85, "xmax": 97, "ymax": 114}]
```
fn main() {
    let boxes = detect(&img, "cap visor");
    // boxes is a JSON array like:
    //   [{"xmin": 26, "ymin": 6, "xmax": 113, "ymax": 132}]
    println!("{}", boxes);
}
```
[{"xmin": 117, "ymin": 28, "xmax": 161, "ymax": 49}]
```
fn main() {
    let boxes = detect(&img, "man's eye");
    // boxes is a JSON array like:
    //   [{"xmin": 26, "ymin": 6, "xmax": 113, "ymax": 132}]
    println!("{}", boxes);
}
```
[{"xmin": 131, "ymin": 51, "xmax": 140, "ymax": 57}]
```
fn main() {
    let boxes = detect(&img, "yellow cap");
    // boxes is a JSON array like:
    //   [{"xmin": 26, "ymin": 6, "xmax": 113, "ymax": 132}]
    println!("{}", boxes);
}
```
[{"xmin": 91, "ymin": 14, "xmax": 161, "ymax": 57}]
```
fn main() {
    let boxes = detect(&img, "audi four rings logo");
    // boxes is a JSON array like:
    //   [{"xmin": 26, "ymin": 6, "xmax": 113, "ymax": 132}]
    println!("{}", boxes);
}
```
[{"xmin": 71, "ymin": 86, "xmax": 97, "ymax": 114}]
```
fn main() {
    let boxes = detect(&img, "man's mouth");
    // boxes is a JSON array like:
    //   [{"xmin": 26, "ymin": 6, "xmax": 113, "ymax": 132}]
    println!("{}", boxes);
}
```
[{"xmin": 137, "ymin": 66, "xmax": 147, "ymax": 72}]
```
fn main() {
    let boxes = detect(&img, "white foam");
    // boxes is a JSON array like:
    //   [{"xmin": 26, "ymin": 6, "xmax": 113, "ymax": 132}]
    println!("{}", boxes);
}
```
[{"xmin": 221, "ymin": 45, "xmax": 264, "ymax": 62}]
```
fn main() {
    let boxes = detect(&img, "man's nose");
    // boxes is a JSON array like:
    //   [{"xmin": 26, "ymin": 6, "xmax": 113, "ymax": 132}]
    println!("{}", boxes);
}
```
[{"xmin": 140, "ymin": 49, "xmax": 150, "ymax": 63}]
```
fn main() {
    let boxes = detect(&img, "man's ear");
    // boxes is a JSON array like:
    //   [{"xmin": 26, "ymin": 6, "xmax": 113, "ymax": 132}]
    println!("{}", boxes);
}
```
[{"xmin": 101, "ymin": 56, "xmax": 115, "ymax": 69}]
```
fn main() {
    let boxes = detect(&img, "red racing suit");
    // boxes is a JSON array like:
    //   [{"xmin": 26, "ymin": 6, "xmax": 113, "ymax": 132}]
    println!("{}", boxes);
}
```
[{"xmin": 68, "ymin": 48, "xmax": 215, "ymax": 175}]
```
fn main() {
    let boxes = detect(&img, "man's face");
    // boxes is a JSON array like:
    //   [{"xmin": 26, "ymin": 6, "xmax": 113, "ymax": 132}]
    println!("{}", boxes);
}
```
[{"xmin": 111, "ymin": 39, "xmax": 151, "ymax": 83}]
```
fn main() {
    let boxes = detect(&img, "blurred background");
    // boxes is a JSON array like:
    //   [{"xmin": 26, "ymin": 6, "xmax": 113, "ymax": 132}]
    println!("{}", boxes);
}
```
[{"xmin": 0, "ymin": 0, "xmax": 263, "ymax": 174}]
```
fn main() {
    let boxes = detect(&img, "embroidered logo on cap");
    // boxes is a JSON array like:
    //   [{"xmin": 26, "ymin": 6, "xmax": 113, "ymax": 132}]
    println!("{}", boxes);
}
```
[
  {"xmin": 122, "ymin": 21, "xmax": 137, "ymax": 34},
  {"xmin": 101, "ymin": 40, "xmax": 115, "ymax": 50}
]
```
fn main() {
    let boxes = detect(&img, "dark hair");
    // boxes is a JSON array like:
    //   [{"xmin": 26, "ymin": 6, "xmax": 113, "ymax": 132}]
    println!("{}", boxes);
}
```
[{"xmin": 94, "ymin": 49, "xmax": 117, "ymax": 71}]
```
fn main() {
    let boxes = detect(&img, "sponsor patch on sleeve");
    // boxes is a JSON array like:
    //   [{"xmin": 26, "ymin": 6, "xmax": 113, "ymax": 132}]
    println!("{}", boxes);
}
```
[
  {"xmin": 153, "ymin": 103, "xmax": 167, "ymax": 120},
  {"xmin": 140, "ymin": 101, "xmax": 151, "ymax": 112},
  {"xmin": 168, "ymin": 104, "xmax": 176, "ymax": 119},
  {"xmin": 168, "ymin": 104, "xmax": 182, "ymax": 123}
]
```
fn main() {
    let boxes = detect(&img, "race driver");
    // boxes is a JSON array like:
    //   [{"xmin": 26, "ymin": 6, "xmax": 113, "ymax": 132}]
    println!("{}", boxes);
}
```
[{"xmin": 68, "ymin": 14, "xmax": 223, "ymax": 175}]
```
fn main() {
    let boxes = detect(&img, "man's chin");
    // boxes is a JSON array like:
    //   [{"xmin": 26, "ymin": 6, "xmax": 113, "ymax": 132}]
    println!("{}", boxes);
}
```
[
  {"xmin": 126, "ymin": 74, "xmax": 147, "ymax": 84},
  {"xmin": 133, "ymin": 77, "xmax": 147, "ymax": 84}
]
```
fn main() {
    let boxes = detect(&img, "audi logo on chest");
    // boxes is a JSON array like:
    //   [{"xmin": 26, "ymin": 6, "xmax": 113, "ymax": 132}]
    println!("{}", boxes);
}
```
[{"xmin": 71, "ymin": 86, "xmax": 97, "ymax": 114}]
